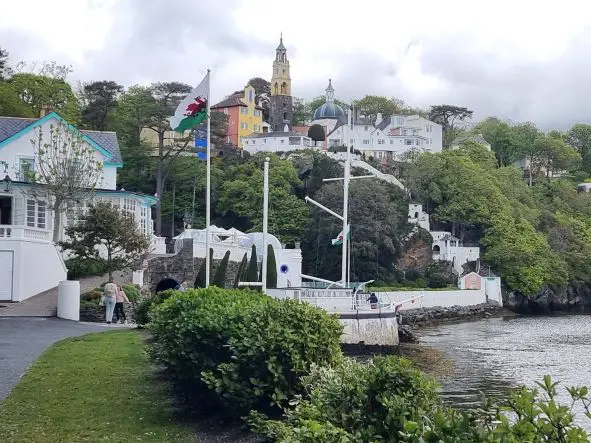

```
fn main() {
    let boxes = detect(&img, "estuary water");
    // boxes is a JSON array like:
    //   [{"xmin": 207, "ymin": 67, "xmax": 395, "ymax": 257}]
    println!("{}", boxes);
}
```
[{"xmin": 417, "ymin": 314, "xmax": 591, "ymax": 430}]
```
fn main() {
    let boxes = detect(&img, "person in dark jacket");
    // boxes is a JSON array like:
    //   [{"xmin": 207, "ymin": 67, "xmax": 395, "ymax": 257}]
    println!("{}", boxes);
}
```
[{"xmin": 367, "ymin": 292, "xmax": 379, "ymax": 309}]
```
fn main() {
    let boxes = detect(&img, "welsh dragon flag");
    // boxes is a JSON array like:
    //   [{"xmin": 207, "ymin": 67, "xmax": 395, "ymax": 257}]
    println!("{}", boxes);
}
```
[
  {"xmin": 331, "ymin": 224, "xmax": 350, "ymax": 246},
  {"xmin": 170, "ymin": 72, "xmax": 210, "ymax": 133}
]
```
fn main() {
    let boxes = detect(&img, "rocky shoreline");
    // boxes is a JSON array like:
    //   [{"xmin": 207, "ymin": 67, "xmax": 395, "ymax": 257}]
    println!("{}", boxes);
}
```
[{"xmin": 397, "ymin": 303, "xmax": 509, "ymax": 342}]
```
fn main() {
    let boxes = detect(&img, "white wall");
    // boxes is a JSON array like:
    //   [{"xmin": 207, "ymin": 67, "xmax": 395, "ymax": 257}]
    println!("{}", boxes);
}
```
[
  {"xmin": 371, "ymin": 289, "xmax": 489, "ymax": 310},
  {"xmin": 242, "ymin": 135, "xmax": 313, "ymax": 154},
  {"xmin": 101, "ymin": 166, "xmax": 117, "ymax": 190},
  {"xmin": 277, "ymin": 249, "xmax": 302, "ymax": 287},
  {"xmin": 1, "ymin": 238, "xmax": 66, "ymax": 302},
  {"xmin": 0, "ymin": 117, "xmax": 109, "ymax": 188}
]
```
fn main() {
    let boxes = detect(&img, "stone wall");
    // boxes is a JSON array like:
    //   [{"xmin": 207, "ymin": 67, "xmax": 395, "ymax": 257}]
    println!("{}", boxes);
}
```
[
  {"xmin": 144, "ymin": 239, "xmax": 247, "ymax": 292},
  {"xmin": 398, "ymin": 303, "xmax": 504, "ymax": 328},
  {"xmin": 80, "ymin": 302, "xmax": 136, "ymax": 323}
]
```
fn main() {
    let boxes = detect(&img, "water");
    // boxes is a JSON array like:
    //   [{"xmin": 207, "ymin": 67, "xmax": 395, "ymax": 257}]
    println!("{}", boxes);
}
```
[{"xmin": 417, "ymin": 314, "xmax": 591, "ymax": 430}]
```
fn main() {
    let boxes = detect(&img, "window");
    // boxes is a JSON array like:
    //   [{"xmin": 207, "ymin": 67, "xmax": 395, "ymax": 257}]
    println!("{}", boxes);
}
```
[
  {"xmin": 140, "ymin": 205, "xmax": 148, "ymax": 235},
  {"xmin": 397, "ymin": 117, "xmax": 404, "ymax": 125},
  {"xmin": 280, "ymin": 139, "xmax": 284, "ymax": 144},
  {"xmin": 244, "ymin": 141, "xmax": 248, "ymax": 145},
  {"xmin": 240, "ymin": 107, "xmax": 248, "ymax": 115},
  {"xmin": 350, "ymin": 138, "xmax": 354, "ymax": 144},
  {"xmin": 223, "ymin": 108, "xmax": 228, "ymax": 114},
  {"xmin": 123, "ymin": 198, "xmax": 136, "ymax": 217},
  {"xmin": 289, "ymin": 137, "xmax": 301, "ymax": 145},
  {"xmin": 19, "ymin": 157, "xmax": 35, "ymax": 181},
  {"xmin": 226, "ymin": 136, "xmax": 231, "ymax": 143},
  {"xmin": 26, "ymin": 199, "xmax": 46, "ymax": 228},
  {"xmin": 363, "ymin": 139, "xmax": 370, "ymax": 145},
  {"xmin": 378, "ymin": 139, "xmax": 385, "ymax": 144},
  {"xmin": 283, "ymin": 112, "xmax": 287, "ymax": 120},
  {"xmin": 364, "ymin": 126, "xmax": 368, "ymax": 131},
  {"xmin": 426, "ymin": 125, "xmax": 433, "ymax": 133},
  {"xmin": 248, "ymin": 89, "xmax": 254, "ymax": 102},
  {"xmin": 241, "ymin": 122, "xmax": 248, "ymax": 130},
  {"xmin": 254, "ymin": 109, "xmax": 261, "ymax": 117},
  {"xmin": 390, "ymin": 139, "xmax": 394, "ymax": 144},
  {"xmin": 263, "ymin": 139, "xmax": 267, "ymax": 143},
  {"xmin": 405, "ymin": 139, "xmax": 413, "ymax": 145},
  {"xmin": 282, "ymin": 69, "xmax": 285, "ymax": 75}
]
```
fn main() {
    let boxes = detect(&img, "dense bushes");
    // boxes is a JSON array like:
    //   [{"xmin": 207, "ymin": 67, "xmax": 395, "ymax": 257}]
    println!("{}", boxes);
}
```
[
  {"xmin": 249, "ymin": 360, "xmax": 591, "ymax": 442},
  {"xmin": 66, "ymin": 257, "xmax": 107, "ymax": 280},
  {"xmin": 148, "ymin": 288, "xmax": 343, "ymax": 413},
  {"xmin": 134, "ymin": 289, "xmax": 176, "ymax": 326}
]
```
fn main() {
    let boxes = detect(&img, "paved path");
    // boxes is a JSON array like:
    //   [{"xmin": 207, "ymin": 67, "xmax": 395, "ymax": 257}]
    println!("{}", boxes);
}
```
[
  {"xmin": 0, "ymin": 317, "xmax": 131, "ymax": 401},
  {"xmin": 0, "ymin": 273, "xmax": 131, "ymax": 317}
]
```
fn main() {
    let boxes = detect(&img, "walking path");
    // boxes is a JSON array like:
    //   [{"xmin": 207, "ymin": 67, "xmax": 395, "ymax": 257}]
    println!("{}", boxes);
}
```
[
  {"xmin": 0, "ymin": 317, "xmax": 132, "ymax": 401},
  {"xmin": 0, "ymin": 273, "xmax": 131, "ymax": 317}
]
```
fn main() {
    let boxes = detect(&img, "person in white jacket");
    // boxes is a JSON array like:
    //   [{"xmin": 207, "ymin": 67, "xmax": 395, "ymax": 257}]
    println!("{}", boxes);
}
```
[{"xmin": 103, "ymin": 278, "xmax": 118, "ymax": 324}]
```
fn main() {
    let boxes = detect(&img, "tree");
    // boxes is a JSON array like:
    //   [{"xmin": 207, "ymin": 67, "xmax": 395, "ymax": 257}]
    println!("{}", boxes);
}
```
[
  {"xmin": 60, "ymin": 201, "xmax": 150, "ymax": 280},
  {"xmin": 210, "ymin": 111, "xmax": 229, "ymax": 147},
  {"xmin": 246, "ymin": 245, "xmax": 258, "ymax": 284},
  {"xmin": 0, "ymin": 82, "xmax": 33, "ymax": 117},
  {"xmin": 266, "ymin": 244, "xmax": 278, "ymax": 289},
  {"xmin": 513, "ymin": 122, "xmax": 542, "ymax": 184},
  {"xmin": 142, "ymin": 81, "xmax": 193, "ymax": 236},
  {"xmin": 292, "ymin": 98, "xmax": 309, "ymax": 125},
  {"xmin": 213, "ymin": 250, "xmax": 230, "ymax": 287},
  {"xmin": 428, "ymin": 105, "xmax": 473, "ymax": 148},
  {"xmin": 30, "ymin": 121, "xmax": 104, "ymax": 242},
  {"xmin": 566, "ymin": 124, "xmax": 591, "ymax": 174},
  {"xmin": 308, "ymin": 124, "xmax": 325, "ymax": 146},
  {"xmin": 354, "ymin": 95, "xmax": 398, "ymax": 123},
  {"xmin": 9, "ymin": 73, "xmax": 80, "ymax": 122},
  {"xmin": 248, "ymin": 77, "xmax": 270, "ymax": 122},
  {"xmin": 79, "ymin": 80, "xmax": 123, "ymax": 130},
  {"xmin": 217, "ymin": 154, "xmax": 309, "ymax": 243},
  {"xmin": 0, "ymin": 47, "xmax": 12, "ymax": 80},
  {"xmin": 535, "ymin": 135, "xmax": 581, "ymax": 180},
  {"xmin": 475, "ymin": 117, "xmax": 520, "ymax": 167}
]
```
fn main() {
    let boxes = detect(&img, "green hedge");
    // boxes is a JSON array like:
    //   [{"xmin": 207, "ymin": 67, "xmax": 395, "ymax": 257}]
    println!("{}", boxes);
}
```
[
  {"xmin": 148, "ymin": 288, "xmax": 343, "ymax": 414},
  {"xmin": 66, "ymin": 258, "xmax": 107, "ymax": 280}
]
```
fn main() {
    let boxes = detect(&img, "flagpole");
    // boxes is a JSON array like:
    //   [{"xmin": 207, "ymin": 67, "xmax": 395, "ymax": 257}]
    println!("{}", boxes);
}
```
[
  {"xmin": 341, "ymin": 107, "xmax": 350, "ymax": 287},
  {"xmin": 205, "ymin": 69, "xmax": 211, "ymax": 288}
]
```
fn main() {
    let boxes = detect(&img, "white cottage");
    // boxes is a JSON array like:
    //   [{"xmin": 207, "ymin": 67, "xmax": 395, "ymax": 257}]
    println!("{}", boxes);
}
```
[{"xmin": 0, "ymin": 112, "xmax": 164, "ymax": 302}]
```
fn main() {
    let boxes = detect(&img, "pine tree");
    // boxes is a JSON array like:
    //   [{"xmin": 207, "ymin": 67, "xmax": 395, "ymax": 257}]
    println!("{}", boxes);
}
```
[
  {"xmin": 266, "ymin": 244, "xmax": 278, "ymax": 289},
  {"xmin": 234, "ymin": 253, "xmax": 248, "ymax": 288},
  {"xmin": 213, "ymin": 250, "xmax": 230, "ymax": 288}
]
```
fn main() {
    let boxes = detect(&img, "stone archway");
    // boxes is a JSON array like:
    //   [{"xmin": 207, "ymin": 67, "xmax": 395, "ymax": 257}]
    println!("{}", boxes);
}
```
[{"xmin": 155, "ymin": 278, "xmax": 179, "ymax": 293}]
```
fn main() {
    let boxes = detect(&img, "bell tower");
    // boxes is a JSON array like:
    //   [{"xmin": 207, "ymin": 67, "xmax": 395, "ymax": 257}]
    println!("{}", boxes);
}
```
[{"xmin": 269, "ymin": 34, "xmax": 293, "ymax": 132}]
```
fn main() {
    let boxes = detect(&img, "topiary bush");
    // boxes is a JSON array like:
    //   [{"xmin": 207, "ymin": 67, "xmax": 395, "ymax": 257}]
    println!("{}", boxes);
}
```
[{"xmin": 148, "ymin": 287, "xmax": 343, "ymax": 414}]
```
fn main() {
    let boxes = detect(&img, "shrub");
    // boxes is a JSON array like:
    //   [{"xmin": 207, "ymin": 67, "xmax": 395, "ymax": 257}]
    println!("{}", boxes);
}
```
[
  {"xmin": 121, "ymin": 284, "xmax": 140, "ymax": 302},
  {"xmin": 233, "ymin": 253, "xmax": 248, "ymax": 288},
  {"xmin": 213, "ymin": 250, "xmax": 230, "ymax": 288},
  {"xmin": 266, "ymin": 244, "xmax": 278, "ymax": 289},
  {"xmin": 134, "ymin": 289, "xmax": 176, "ymax": 326},
  {"xmin": 149, "ymin": 288, "xmax": 343, "ymax": 414},
  {"xmin": 81, "ymin": 288, "xmax": 103, "ymax": 302},
  {"xmin": 66, "ymin": 258, "xmax": 106, "ymax": 280},
  {"xmin": 248, "ymin": 356, "xmax": 442, "ymax": 441},
  {"xmin": 246, "ymin": 245, "xmax": 258, "ymax": 285}
]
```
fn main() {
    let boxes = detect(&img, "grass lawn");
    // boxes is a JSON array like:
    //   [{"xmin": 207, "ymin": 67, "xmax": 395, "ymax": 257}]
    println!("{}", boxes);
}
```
[{"xmin": 0, "ymin": 330, "xmax": 197, "ymax": 442}]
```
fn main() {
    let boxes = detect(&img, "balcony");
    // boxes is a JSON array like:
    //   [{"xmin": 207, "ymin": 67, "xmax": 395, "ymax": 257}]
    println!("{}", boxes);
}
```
[{"xmin": 0, "ymin": 225, "xmax": 51, "ymax": 243}]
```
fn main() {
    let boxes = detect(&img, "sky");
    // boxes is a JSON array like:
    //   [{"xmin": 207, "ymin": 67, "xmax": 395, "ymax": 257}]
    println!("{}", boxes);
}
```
[{"xmin": 2, "ymin": 0, "xmax": 591, "ymax": 129}]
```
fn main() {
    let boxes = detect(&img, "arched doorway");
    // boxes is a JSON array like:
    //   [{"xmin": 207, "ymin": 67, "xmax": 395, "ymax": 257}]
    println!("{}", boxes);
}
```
[
  {"xmin": 155, "ymin": 278, "xmax": 179, "ymax": 293},
  {"xmin": 432, "ymin": 245, "xmax": 441, "ymax": 257}
]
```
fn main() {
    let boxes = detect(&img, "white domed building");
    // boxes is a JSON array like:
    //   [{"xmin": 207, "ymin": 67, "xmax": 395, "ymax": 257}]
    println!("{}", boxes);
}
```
[{"xmin": 311, "ymin": 79, "xmax": 347, "ymax": 144}]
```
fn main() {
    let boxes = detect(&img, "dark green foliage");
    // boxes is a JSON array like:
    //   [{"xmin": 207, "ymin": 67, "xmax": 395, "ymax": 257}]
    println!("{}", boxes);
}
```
[
  {"xmin": 233, "ymin": 253, "xmax": 248, "ymax": 288},
  {"xmin": 213, "ymin": 250, "xmax": 230, "ymax": 288},
  {"xmin": 134, "ymin": 289, "xmax": 176, "ymax": 326},
  {"xmin": 266, "ymin": 244, "xmax": 278, "ymax": 289},
  {"xmin": 148, "ymin": 288, "xmax": 343, "ymax": 414},
  {"xmin": 65, "ymin": 258, "xmax": 107, "ymax": 280},
  {"xmin": 308, "ymin": 124, "xmax": 325, "ymax": 143},
  {"xmin": 60, "ymin": 202, "xmax": 150, "ymax": 280},
  {"xmin": 246, "ymin": 245, "xmax": 258, "ymax": 285},
  {"xmin": 121, "ymin": 284, "xmax": 140, "ymax": 302},
  {"xmin": 249, "ymin": 360, "xmax": 591, "ymax": 442}
]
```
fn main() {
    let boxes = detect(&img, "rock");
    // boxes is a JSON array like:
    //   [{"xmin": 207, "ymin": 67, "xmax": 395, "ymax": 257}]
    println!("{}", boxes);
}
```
[
  {"xmin": 503, "ymin": 282, "xmax": 591, "ymax": 314},
  {"xmin": 398, "ymin": 325, "xmax": 418, "ymax": 343}
]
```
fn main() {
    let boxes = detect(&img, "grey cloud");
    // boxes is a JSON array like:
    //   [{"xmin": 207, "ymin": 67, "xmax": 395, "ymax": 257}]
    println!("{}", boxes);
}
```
[{"xmin": 416, "ymin": 30, "xmax": 591, "ymax": 129}]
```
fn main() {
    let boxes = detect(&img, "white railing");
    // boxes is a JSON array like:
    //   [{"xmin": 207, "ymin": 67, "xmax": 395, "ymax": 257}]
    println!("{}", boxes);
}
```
[
  {"xmin": 150, "ymin": 236, "xmax": 167, "ymax": 254},
  {"xmin": 0, "ymin": 225, "xmax": 51, "ymax": 242}
]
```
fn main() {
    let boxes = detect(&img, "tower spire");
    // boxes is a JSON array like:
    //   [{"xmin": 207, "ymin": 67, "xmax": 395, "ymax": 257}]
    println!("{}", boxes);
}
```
[{"xmin": 325, "ymin": 78, "xmax": 335, "ymax": 102}]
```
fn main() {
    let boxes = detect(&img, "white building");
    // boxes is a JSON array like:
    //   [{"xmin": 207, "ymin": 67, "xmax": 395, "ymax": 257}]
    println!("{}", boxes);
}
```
[
  {"xmin": 242, "ymin": 131, "xmax": 313, "ymax": 154},
  {"xmin": 309, "ymin": 80, "xmax": 443, "ymax": 161},
  {"xmin": 408, "ymin": 204, "xmax": 480, "ymax": 275},
  {"xmin": 173, "ymin": 226, "xmax": 302, "ymax": 288},
  {"xmin": 0, "ymin": 112, "xmax": 165, "ymax": 302}
]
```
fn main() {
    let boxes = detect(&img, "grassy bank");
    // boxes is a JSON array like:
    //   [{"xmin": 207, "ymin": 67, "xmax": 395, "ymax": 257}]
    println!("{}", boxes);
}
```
[{"xmin": 0, "ymin": 330, "xmax": 197, "ymax": 442}]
